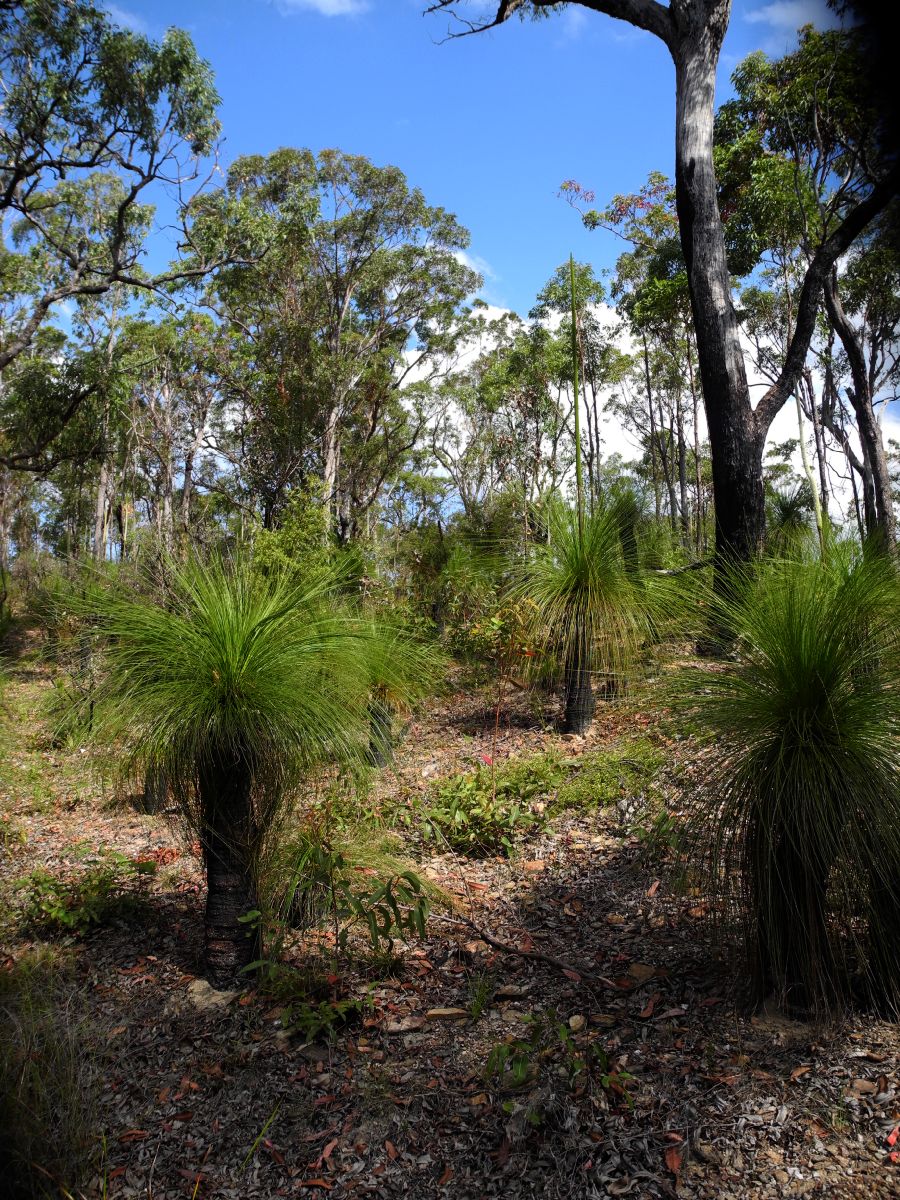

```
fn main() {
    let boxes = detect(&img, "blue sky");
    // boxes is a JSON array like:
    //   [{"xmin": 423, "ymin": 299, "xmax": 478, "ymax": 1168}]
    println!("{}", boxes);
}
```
[{"xmin": 111, "ymin": 0, "xmax": 841, "ymax": 316}]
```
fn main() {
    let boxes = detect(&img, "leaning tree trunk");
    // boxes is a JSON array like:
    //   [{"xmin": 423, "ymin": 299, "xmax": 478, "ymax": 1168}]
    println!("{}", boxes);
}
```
[
  {"xmin": 824, "ymin": 273, "xmax": 896, "ymax": 549},
  {"xmin": 563, "ymin": 618, "xmax": 594, "ymax": 735},
  {"xmin": 199, "ymin": 751, "xmax": 260, "ymax": 988}
]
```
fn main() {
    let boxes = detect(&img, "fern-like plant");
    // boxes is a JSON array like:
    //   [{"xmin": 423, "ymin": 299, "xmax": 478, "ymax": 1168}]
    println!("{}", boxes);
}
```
[{"xmin": 675, "ymin": 545, "xmax": 900, "ymax": 1015}]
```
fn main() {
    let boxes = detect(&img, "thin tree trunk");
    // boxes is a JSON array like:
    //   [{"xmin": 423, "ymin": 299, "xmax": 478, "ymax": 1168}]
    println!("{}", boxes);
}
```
[
  {"xmin": 823, "ymin": 273, "xmax": 895, "ymax": 546},
  {"xmin": 676, "ymin": 388, "xmax": 690, "ymax": 546},
  {"xmin": 92, "ymin": 460, "xmax": 110, "ymax": 563},
  {"xmin": 641, "ymin": 334, "xmax": 662, "ymax": 521},
  {"xmin": 0, "ymin": 466, "xmax": 11, "ymax": 621}
]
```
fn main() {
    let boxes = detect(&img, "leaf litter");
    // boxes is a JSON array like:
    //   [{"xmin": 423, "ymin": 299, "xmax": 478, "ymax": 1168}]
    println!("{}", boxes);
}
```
[{"xmin": 0, "ymin": 658, "xmax": 898, "ymax": 1198}]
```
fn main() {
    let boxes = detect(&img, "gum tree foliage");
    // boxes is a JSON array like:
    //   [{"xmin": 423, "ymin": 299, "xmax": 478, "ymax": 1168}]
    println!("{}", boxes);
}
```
[
  {"xmin": 529, "ymin": 260, "xmax": 632, "ymax": 513},
  {"xmin": 0, "ymin": 0, "xmax": 224, "ymax": 470},
  {"xmin": 190, "ymin": 149, "xmax": 480, "ymax": 537},
  {"xmin": 714, "ymin": 27, "xmax": 898, "ymax": 545},
  {"xmin": 426, "ymin": 0, "xmax": 900, "ymax": 573}
]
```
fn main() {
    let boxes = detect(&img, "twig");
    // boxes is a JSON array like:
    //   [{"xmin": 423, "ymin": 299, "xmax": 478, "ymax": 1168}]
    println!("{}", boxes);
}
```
[
  {"xmin": 434, "ymin": 913, "xmax": 619, "ymax": 989},
  {"xmin": 651, "ymin": 559, "xmax": 713, "ymax": 576}
]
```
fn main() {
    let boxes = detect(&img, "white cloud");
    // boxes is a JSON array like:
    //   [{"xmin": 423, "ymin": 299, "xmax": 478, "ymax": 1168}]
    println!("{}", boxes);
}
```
[
  {"xmin": 744, "ymin": 1, "xmax": 840, "ymax": 32},
  {"xmin": 453, "ymin": 248, "xmax": 496, "ymax": 282},
  {"xmin": 556, "ymin": 6, "xmax": 588, "ymax": 44},
  {"xmin": 105, "ymin": 4, "xmax": 148, "ymax": 33},
  {"xmin": 275, "ymin": 0, "xmax": 368, "ymax": 15}
]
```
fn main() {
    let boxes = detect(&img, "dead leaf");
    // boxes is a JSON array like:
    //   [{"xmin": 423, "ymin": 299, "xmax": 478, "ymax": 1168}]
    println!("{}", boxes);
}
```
[
  {"xmin": 118, "ymin": 1130, "xmax": 149, "ymax": 1142},
  {"xmin": 639, "ymin": 992, "xmax": 660, "ymax": 1019},
  {"xmin": 849, "ymin": 1078, "xmax": 877, "ymax": 1095},
  {"xmin": 384, "ymin": 1016, "xmax": 425, "ymax": 1033},
  {"xmin": 627, "ymin": 962, "xmax": 656, "ymax": 983},
  {"xmin": 664, "ymin": 1145, "xmax": 683, "ymax": 1176},
  {"xmin": 385, "ymin": 1140, "xmax": 398, "ymax": 1160},
  {"xmin": 790, "ymin": 1065, "xmax": 812, "ymax": 1081}
]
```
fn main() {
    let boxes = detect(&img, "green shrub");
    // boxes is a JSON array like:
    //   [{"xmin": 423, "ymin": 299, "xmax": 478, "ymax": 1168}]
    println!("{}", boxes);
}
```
[
  {"xmin": 485, "ymin": 1008, "xmax": 635, "ymax": 1115},
  {"xmin": 413, "ymin": 754, "xmax": 567, "ymax": 857},
  {"xmin": 16, "ymin": 849, "xmax": 154, "ymax": 935},
  {"xmin": 550, "ymin": 737, "xmax": 663, "ymax": 813},
  {"xmin": 0, "ymin": 949, "xmax": 105, "ymax": 1198}
]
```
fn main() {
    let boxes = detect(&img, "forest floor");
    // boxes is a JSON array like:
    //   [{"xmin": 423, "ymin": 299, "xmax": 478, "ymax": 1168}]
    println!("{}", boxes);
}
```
[{"xmin": 1, "ymin": 624, "xmax": 899, "ymax": 1200}]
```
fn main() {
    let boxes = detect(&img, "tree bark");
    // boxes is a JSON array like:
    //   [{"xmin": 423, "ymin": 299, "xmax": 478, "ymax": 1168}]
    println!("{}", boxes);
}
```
[
  {"xmin": 672, "ymin": 3, "xmax": 766, "ymax": 566},
  {"xmin": 823, "ymin": 272, "xmax": 896, "ymax": 547},
  {"xmin": 92, "ymin": 459, "xmax": 110, "ymax": 563},
  {"xmin": 199, "ymin": 751, "xmax": 260, "ymax": 988},
  {"xmin": 563, "ymin": 618, "xmax": 595, "ymax": 734}
]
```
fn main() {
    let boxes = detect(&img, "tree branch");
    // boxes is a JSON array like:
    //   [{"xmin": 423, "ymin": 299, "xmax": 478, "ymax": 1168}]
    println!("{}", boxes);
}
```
[
  {"xmin": 755, "ymin": 161, "xmax": 900, "ymax": 433},
  {"xmin": 425, "ymin": 0, "xmax": 673, "ymax": 49}
]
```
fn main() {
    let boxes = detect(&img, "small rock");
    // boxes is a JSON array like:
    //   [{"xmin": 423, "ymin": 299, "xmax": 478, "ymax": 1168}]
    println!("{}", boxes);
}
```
[
  {"xmin": 186, "ymin": 979, "xmax": 239, "ymax": 1011},
  {"xmin": 494, "ymin": 984, "xmax": 532, "ymax": 1000},
  {"xmin": 384, "ymin": 1016, "xmax": 426, "ymax": 1034},
  {"xmin": 426, "ymin": 1007, "xmax": 468, "ymax": 1020}
]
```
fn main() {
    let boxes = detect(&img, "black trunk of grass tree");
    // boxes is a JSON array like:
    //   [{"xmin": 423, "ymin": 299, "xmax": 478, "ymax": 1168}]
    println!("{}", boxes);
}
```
[
  {"xmin": 563, "ymin": 617, "xmax": 595, "ymax": 735},
  {"xmin": 367, "ymin": 696, "xmax": 394, "ymax": 767},
  {"xmin": 199, "ymin": 748, "xmax": 260, "ymax": 988},
  {"xmin": 744, "ymin": 780, "xmax": 838, "ymax": 1015}
]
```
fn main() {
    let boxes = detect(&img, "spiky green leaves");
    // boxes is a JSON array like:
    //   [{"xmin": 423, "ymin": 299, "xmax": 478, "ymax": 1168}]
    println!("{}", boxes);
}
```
[
  {"xmin": 676, "ymin": 547, "xmax": 900, "ymax": 1015},
  {"xmin": 96, "ymin": 558, "xmax": 372, "ymax": 823},
  {"xmin": 514, "ymin": 502, "xmax": 659, "ymax": 695}
]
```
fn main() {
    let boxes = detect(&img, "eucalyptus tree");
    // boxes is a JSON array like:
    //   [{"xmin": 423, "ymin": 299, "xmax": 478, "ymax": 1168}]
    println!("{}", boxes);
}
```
[
  {"xmin": 122, "ymin": 316, "xmax": 222, "ymax": 556},
  {"xmin": 192, "ymin": 149, "xmax": 479, "ymax": 538},
  {"xmin": 0, "ymin": 0, "xmax": 228, "ymax": 471},
  {"xmin": 427, "ymin": 1, "xmax": 900, "ymax": 575},
  {"xmin": 530, "ymin": 261, "xmax": 631, "ymax": 510},
  {"xmin": 715, "ymin": 28, "xmax": 899, "ymax": 546}
]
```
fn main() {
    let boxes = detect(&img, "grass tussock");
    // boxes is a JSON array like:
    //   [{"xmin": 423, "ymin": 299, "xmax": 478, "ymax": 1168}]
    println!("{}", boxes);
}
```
[
  {"xmin": 0, "ymin": 948, "xmax": 106, "ymax": 1199},
  {"xmin": 674, "ymin": 547, "xmax": 900, "ymax": 1017}
]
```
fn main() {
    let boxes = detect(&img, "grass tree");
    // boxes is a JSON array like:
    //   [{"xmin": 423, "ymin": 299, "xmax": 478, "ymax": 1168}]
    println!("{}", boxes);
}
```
[
  {"xmin": 362, "ymin": 619, "xmax": 444, "ymax": 766},
  {"xmin": 516, "ymin": 501, "xmax": 654, "ymax": 734},
  {"xmin": 96, "ymin": 558, "xmax": 371, "ymax": 988},
  {"xmin": 677, "ymin": 546, "xmax": 900, "ymax": 1015}
]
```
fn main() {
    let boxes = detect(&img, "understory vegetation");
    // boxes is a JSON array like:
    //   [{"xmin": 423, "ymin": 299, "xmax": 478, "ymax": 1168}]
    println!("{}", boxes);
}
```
[{"xmin": 1, "ymin": 2, "xmax": 898, "ymax": 1197}]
